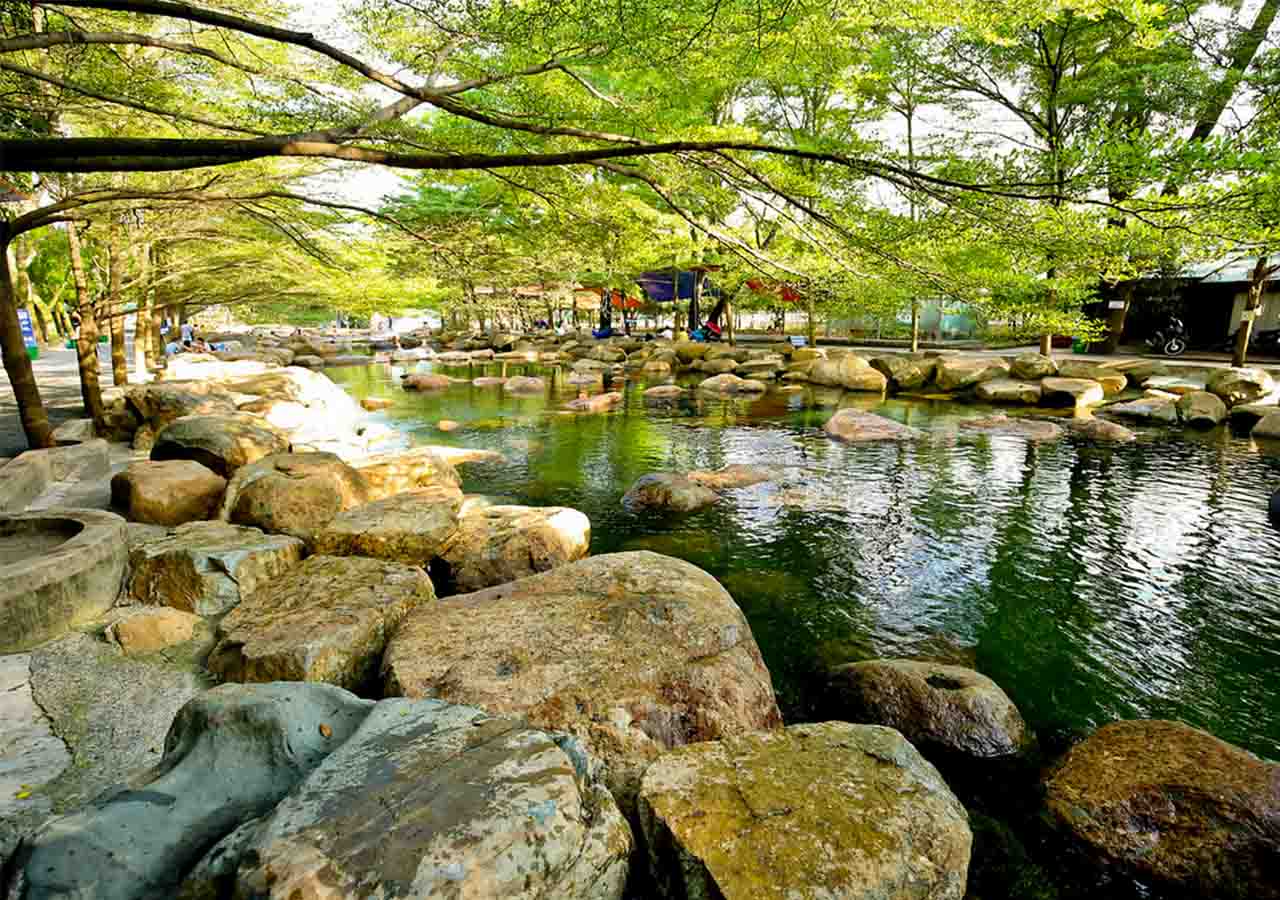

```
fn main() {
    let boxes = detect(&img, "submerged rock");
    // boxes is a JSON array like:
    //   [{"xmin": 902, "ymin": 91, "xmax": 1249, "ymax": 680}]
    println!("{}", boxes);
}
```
[
  {"xmin": 1255, "ymin": 410, "xmax": 1280, "ymax": 440},
  {"xmin": 1179, "ymin": 390, "xmax": 1228, "ymax": 428},
  {"xmin": 110, "ymin": 460, "xmax": 226, "ymax": 527},
  {"xmin": 383, "ymin": 551, "xmax": 781, "ymax": 816},
  {"xmin": 638, "ymin": 722, "xmax": 972, "ymax": 900},
  {"xmin": 202, "ymin": 701, "xmax": 631, "ymax": 900},
  {"xmin": 436, "ymin": 504, "xmax": 590, "ymax": 593},
  {"xmin": 208, "ymin": 555, "xmax": 435, "ymax": 690},
  {"xmin": 686, "ymin": 464, "xmax": 777, "ymax": 490},
  {"xmin": 503, "ymin": 375, "xmax": 546, "ymax": 394},
  {"xmin": 644, "ymin": 384, "xmax": 686, "ymax": 399},
  {"xmin": 827, "ymin": 659, "xmax": 1031, "ymax": 760},
  {"xmin": 7, "ymin": 683, "xmax": 372, "ymax": 900},
  {"xmin": 1045, "ymin": 719, "xmax": 1280, "ymax": 899},
  {"xmin": 824, "ymin": 408, "xmax": 921, "ymax": 442},
  {"xmin": 958, "ymin": 413, "xmax": 1062, "ymax": 441},
  {"xmin": 623, "ymin": 473, "xmax": 719, "ymax": 512}
]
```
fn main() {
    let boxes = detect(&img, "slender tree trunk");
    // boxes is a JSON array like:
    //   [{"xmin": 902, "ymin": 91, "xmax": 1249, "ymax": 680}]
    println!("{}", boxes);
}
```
[
  {"xmin": 806, "ymin": 294, "xmax": 816, "ymax": 346},
  {"xmin": 1102, "ymin": 282, "xmax": 1135, "ymax": 355},
  {"xmin": 67, "ymin": 221, "xmax": 106, "ymax": 429},
  {"xmin": 0, "ymin": 230, "xmax": 54, "ymax": 448},
  {"xmin": 1234, "ymin": 256, "xmax": 1270, "ymax": 368},
  {"xmin": 910, "ymin": 298, "xmax": 920, "ymax": 353},
  {"xmin": 107, "ymin": 221, "xmax": 127, "ymax": 385},
  {"xmin": 726, "ymin": 298, "xmax": 735, "ymax": 346}
]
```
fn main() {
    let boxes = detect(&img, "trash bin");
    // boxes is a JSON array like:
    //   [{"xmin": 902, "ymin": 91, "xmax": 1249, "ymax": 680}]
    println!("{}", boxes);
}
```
[
  {"xmin": 1071, "ymin": 337, "xmax": 1089, "ymax": 354},
  {"xmin": 26, "ymin": 345, "xmax": 38, "ymax": 360}
]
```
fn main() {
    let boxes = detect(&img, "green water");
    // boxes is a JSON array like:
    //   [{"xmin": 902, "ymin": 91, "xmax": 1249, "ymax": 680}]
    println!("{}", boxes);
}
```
[{"xmin": 333, "ymin": 358, "xmax": 1280, "ymax": 761}]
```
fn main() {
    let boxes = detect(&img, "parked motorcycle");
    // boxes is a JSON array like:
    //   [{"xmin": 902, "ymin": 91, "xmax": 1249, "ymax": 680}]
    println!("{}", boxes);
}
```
[
  {"xmin": 1147, "ymin": 316, "xmax": 1189, "ymax": 357},
  {"xmin": 1220, "ymin": 326, "xmax": 1280, "ymax": 357}
]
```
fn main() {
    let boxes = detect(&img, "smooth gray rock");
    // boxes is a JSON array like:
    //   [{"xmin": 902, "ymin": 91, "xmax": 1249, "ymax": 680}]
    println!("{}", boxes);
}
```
[
  {"xmin": 6, "ymin": 683, "xmax": 372, "ymax": 900},
  {"xmin": 197, "ymin": 700, "xmax": 631, "ymax": 899}
]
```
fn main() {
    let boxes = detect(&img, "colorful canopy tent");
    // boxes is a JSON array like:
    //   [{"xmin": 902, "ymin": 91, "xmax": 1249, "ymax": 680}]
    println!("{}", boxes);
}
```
[
  {"xmin": 745, "ymin": 278, "xmax": 802, "ymax": 303},
  {"xmin": 635, "ymin": 268, "xmax": 723, "ymax": 333},
  {"xmin": 579, "ymin": 286, "xmax": 643, "ymax": 336}
]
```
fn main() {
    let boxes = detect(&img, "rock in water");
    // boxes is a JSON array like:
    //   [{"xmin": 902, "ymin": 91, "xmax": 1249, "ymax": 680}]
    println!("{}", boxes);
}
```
[
  {"xmin": 827, "ymin": 660, "xmax": 1030, "ymax": 760},
  {"xmin": 208, "ymin": 555, "xmax": 435, "ymax": 690},
  {"xmin": 958, "ymin": 413, "xmax": 1062, "ymax": 441},
  {"xmin": 110, "ymin": 460, "xmax": 226, "ymax": 526},
  {"xmin": 870, "ymin": 354, "xmax": 936, "ymax": 390},
  {"xmin": 1208, "ymin": 367, "xmax": 1275, "ymax": 406},
  {"xmin": 205, "ymin": 701, "xmax": 631, "ymax": 900},
  {"xmin": 623, "ymin": 473, "xmax": 719, "ymax": 512},
  {"xmin": 697, "ymin": 373, "xmax": 768, "ymax": 394},
  {"xmin": 124, "ymin": 521, "xmax": 305, "ymax": 616},
  {"xmin": 1065, "ymin": 417, "xmax": 1136, "ymax": 443},
  {"xmin": 383, "ymin": 552, "xmax": 782, "ymax": 815},
  {"xmin": 686, "ymin": 464, "xmax": 777, "ymax": 490},
  {"xmin": 934, "ymin": 357, "xmax": 1010, "ymax": 392},
  {"xmin": 351, "ymin": 446, "xmax": 461, "ymax": 500},
  {"xmin": 503, "ymin": 375, "xmax": 546, "ymax": 394},
  {"xmin": 401, "ymin": 373, "xmax": 451, "ymax": 391},
  {"xmin": 218, "ymin": 452, "xmax": 371, "ymax": 542},
  {"xmin": 808, "ymin": 355, "xmax": 888, "ymax": 392},
  {"xmin": 151, "ymin": 413, "xmax": 289, "ymax": 478},
  {"xmin": 1179, "ymin": 390, "xmax": 1228, "ymax": 428},
  {"xmin": 1041, "ymin": 377, "xmax": 1105, "ymax": 410},
  {"xmin": 1105, "ymin": 392, "xmax": 1180, "ymax": 423},
  {"xmin": 437, "ymin": 504, "xmax": 590, "ymax": 592},
  {"xmin": 638, "ymin": 722, "xmax": 972, "ymax": 900},
  {"xmin": 7, "ymin": 683, "xmax": 372, "ymax": 900},
  {"xmin": 824, "ymin": 408, "xmax": 921, "ymax": 442},
  {"xmin": 565, "ymin": 391, "xmax": 623, "ymax": 412},
  {"xmin": 1044, "ymin": 719, "xmax": 1280, "ymax": 899},
  {"xmin": 360, "ymin": 396, "xmax": 393, "ymax": 411},
  {"xmin": 311, "ymin": 486, "xmax": 462, "ymax": 566}
]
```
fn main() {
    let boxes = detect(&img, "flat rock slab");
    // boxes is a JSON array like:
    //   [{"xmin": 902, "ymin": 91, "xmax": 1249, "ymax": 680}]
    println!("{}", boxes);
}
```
[
  {"xmin": 1041, "ymin": 377, "xmax": 1105, "ymax": 408},
  {"xmin": 975, "ymin": 378, "xmax": 1043, "ymax": 405},
  {"xmin": 438, "ymin": 504, "xmax": 591, "ymax": 593},
  {"xmin": 1143, "ymin": 375, "xmax": 1207, "ymax": 396},
  {"xmin": 383, "ymin": 551, "xmax": 782, "ymax": 815},
  {"xmin": 697, "ymin": 374, "xmax": 768, "ymax": 394},
  {"xmin": 638, "ymin": 722, "xmax": 972, "ymax": 900},
  {"xmin": 934, "ymin": 357, "xmax": 1009, "ymax": 392},
  {"xmin": 686, "ymin": 464, "xmax": 778, "ymax": 490},
  {"xmin": 209, "ymin": 555, "xmax": 435, "ymax": 690},
  {"xmin": 824, "ymin": 408, "xmax": 921, "ymax": 442},
  {"xmin": 125, "ymin": 521, "xmax": 305, "ymax": 617},
  {"xmin": 312, "ymin": 486, "xmax": 463, "ymax": 566},
  {"xmin": 1106, "ymin": 393, "xmax": 1180, "ymax": 423},
  {"xmin": 207, "ymin": 701, "xmax": 631, "ymax": 900},
  {"xmin": 0, "ymin": 654, "xmax": 70, "ymax": 865},
  {"xmin": 110, "ymin": 459, "xmax": 226, "ymax": 526},
  {"xmin": 1065, "ymin": 417, "xmax": 1136, "ymax": 443}
]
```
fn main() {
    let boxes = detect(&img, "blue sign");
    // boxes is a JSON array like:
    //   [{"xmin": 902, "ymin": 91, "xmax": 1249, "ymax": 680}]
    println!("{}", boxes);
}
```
[{"xmin": 17, "ymin": 309, "xmax": 36, "ymax": 348}]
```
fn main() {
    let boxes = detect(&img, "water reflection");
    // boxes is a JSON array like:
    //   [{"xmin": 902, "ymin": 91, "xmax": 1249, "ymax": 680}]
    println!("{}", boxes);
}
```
[{"xmin": 329, "ymin": 360, "xmax": 1280, "ymax": 760}]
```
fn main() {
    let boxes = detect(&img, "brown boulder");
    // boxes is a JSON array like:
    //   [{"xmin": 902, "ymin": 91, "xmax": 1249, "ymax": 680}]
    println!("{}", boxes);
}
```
[
  {"xmin": 623, "ymin": 473, "xmax": 719, "ymax": 512},
  {"xmin": 110, "ymin": 460, "xmax": 226, "ymax": 526},
  {"xmin": 697, "ymin": 374, "xmax": 768, "ymax": 394},
  {"xmin": 151, "ymin": 414, "xmax": 290, "ymax": 477},
  {"xmin": 809, "ymin": 355, "xmax": 888, "ymax": 392},
  {"xmin": 209, "ymin": 555, "xmax": 435, "ymax": 689},
  {"xmin": 402, "ymin": 373, "xmax": 451, "ymax": 391},
  {"xmin": 1045, "ymin": 719, "xmax": 1280, "ymax": 899},
  {"xmin": 107, "ymin": 607, "xmax": 207, "ymax": 656},
  {"xmin": 219, "ymin": 452, "xmax": 370, "ymax": 541},
  {"xmin": 383, "ymin": 551, "xmax": 782, "ymax": 815},
  {"xmin": 869, "ymin": 354, "xmax": 936, "ymax": 390},
  {"xmin": 437, "ymin": 504, "xmax": 591, "ymax": 593},
  {"xmin": 824, "ymin": 408, "xmax": 921, "ymax": 442},
  {"xmin": 360, "ymin": 396, "xmax": 393, "ymax": 411},
  {"xmin": 934, "ymin": 357, "xmax": 1010, "ymax": 392},
  {"xmin": 686, "ymin": 464, "xmax": 777, "ymax": 490},
  {"xmin": 312, "ymin": 485, "xmax": 463, "ymax": 566},
  {"xmin": 1179, "ymin": 390, "xmax": 1228, "ymax": 428},
  {"xmin": 565, "ymin": 391, "xmax": 623, "ymax": 412},
  {"xmin": 1065, "ymin": 417, "xmax": 1136, "ymax": 442},
  {"xmin": 350, "ymin": 447, "xmax": 462, "ymax": 500},
  {"xmin": 503, "ymin": 375, "xmax": 546, "ymax": 394}
]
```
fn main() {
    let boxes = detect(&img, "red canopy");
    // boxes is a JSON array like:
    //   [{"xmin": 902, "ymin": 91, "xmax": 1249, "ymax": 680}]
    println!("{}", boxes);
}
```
[{"xmin": 746, "ymin": 278, "xmax": 801, "ymax": 303}]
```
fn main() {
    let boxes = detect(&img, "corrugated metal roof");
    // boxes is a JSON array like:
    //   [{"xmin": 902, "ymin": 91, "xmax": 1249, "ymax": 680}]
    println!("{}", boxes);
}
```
[{"xmin": 1179, "ymin": 254, "xmax": 1280, "ymax": 283}]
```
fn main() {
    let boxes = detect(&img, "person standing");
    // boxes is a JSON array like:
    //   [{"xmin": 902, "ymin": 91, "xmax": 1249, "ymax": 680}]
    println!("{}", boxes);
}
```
[{"xmin": 180, "ymin": 321, "xmax": 194, "ymax": 344}]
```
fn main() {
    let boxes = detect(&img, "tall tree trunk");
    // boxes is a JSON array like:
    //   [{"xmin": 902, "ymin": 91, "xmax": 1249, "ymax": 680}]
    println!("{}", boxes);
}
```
[
  {"xmin": 67, "ymin": 221, "xmax": 106, "ymax": 430},
  {"xmin": 1233, "ymin": 256, "xmax": 1270, "ymax": 368},
  {"xmin": 134, "ymin": 241, "xmax": 152, "ymax": 375},
  {"xmin": 1102, "ymin": 282, "xmax": 1135, "ymax": 355},
  {"xmin": 107, "ymin": 221, "xmax": 127, "ymax": 386},
  {"xmin": 0, "ymin": 230, "xmax": 54, "ymax": 448},
  {"xmin": 806, "ymin": 294, "xmax": 816, "ymax": 346},
  {"xmin": 910, "ymin": 298, "xmax": 920, "ymax": 353}
]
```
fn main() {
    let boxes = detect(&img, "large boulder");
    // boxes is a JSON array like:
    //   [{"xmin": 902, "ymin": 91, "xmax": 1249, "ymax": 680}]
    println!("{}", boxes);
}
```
[
  {"xmin": 383, "ymin": 552, "xmax": 782, "ymax": 815},
  {"xmin": 975, "ymin": 378, "xmax": 1043, "ymax": 405},
  {"xmin": 1045, "ymin": 719, "xmax": 1280, "ymax": 899},
  {"xmin": 437, "ymin": 504, "xmax": 591, "ymax": 593},
  {"xmin": 674, "ymin": 342, "xmax": 710, "ymax": 363},
  {"xmin": 1143, "ymin": 374, "xmax": 1207, "ymax": 396},
  {"xmin": 623, "ymin": 473, "xmax": 719, "ymax": 513},
  {"xmin": 125, "ymin": 521, "xmax": 305, "ymax": 616},
  {"xmin": 197, "ymin": 701, "xmax": 631, "ymax": 900},
  {"xmin": 934, "ymin": 357, "xmax": 1010, "ymax": 392},
  {"xmin": 222, "ymin": 366, "xmax": 363, "ymax": 437},
  {"xmin": 151, "ymin": 414, "xmax": 290, "ymax": 478},
  {"xmin": 350, "ymin": 446, "xmax": 462, "ymax": 500},
  {"xmin": 1208, "ymin": 367, "xmax": 1275, "ymax": 406},
  {"xmin": 824, "ymin": 408, "xmax": 921, "ymax": 442},
  {"xmin": 111, "ymin": 460, "xmax": 226, "ymax": 526},
  {"xmin": 312, "ymin": 485, "xmax": 463, "ymax": 566},
  {"xmin": 1010, "ymin": 353, "xmax": 1058, "ymax": 380},
  {"xmin": 1105, "ymin": 390, "xmax": 1180, "ymax": 423},
  {"xmin": 1065, "ymin": 417, "xmax": 1137, "ymax": 443},
  {"xmin": 697, "ymin": 373, "xmax": 768, "ymax": 394},
  {"xmin": 870, "ymin": 355, "xmax": 936, "ymax": 390},
  {"xmin": 699, "ymin": 357, "xmax": 739, "ymax": 375},
  {"xmin": 1056, "ymin": 361, "xmax": 1127, "ymax": 396},
  {"xmin": 1179, "ymin": 390, "xmax": 1228, "ymax": 428},
  {"xmin": 208, "ymin": 555, "xmax": 435, "ymax": 689},
  {"xmin": 218, "ymin": 452, "xmax": 370, "ymax": 542},
  {"xmin": 827, "ymin": 660, "xmax": 1030, "ymax": 760},
  {"xmin": 638, "ymin": 723, "xmax": 972, "ymax": 900},
  {"xmin": 1041, "ymin": 377, "xmax": 1105, "ymax": 409},
  {"xmin": 809, "ymin": 355, "xmax": 888, "ymax": 392},
  {"xmin": 644, "ymin": 384, "xmax": 686, "ymax": 399},
  {"xmin": 123, "ymin": 382, "xmax": 238, "ymax": 431},
  {"xmin": 235, "ymin": 397, "xmax": 308, "ymax": 433},
  {"xmin": 401, "ymin": 372, "xmax": 451, "ymax": 391},
  {"xmin": 7, "ymin": 683, "xmax": 372, "ymax": 900}
]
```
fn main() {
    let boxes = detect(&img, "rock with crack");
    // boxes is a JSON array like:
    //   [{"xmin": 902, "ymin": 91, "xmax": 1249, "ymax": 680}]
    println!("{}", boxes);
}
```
[
  {"xmin": 637, "ymin": 722, "xmax": 972, "ymax": 900},
  {"xmin": 151, "ymin": 414, "xmax": 290, "ymax": 478},
  {"xmin": 382, "ymin": 551, "xmax": 781, "ymax": 817},
  {"xmin": 311, "ymin": 485, "xmax": 463, "ymax": 566},
  {"xmin": 5, "ymin": 683, "xmax": 372, "ymax": 900},
  {"xmin": 436, "ymin": 504, "xmax": 590, "ymax": 593},
  {"xmin": 208, "ymin": 555, "xmax": 435, "ymax": 689},
  {"xmin": 186, "ymin": 700, "xmax": 632, "ymax": 900},
  {"xmin": 218, "ymin": 452, "xmax": 371, "ymax": 542},
  {"xmin": 125, "ymin": 521, "xmax": 305, "ymax": 616}
]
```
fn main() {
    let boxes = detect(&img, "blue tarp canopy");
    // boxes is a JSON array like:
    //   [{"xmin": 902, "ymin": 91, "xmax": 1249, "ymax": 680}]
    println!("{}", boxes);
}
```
[{"xmin": 635, "ymin": 270, "xmax": 721, "ymax": 302}]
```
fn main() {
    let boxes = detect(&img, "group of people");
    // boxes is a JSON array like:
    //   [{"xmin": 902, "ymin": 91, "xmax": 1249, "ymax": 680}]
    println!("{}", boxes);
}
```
[{"xmin": 162, "ymin": 321, "xmax": 224, "ymax": 355}]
